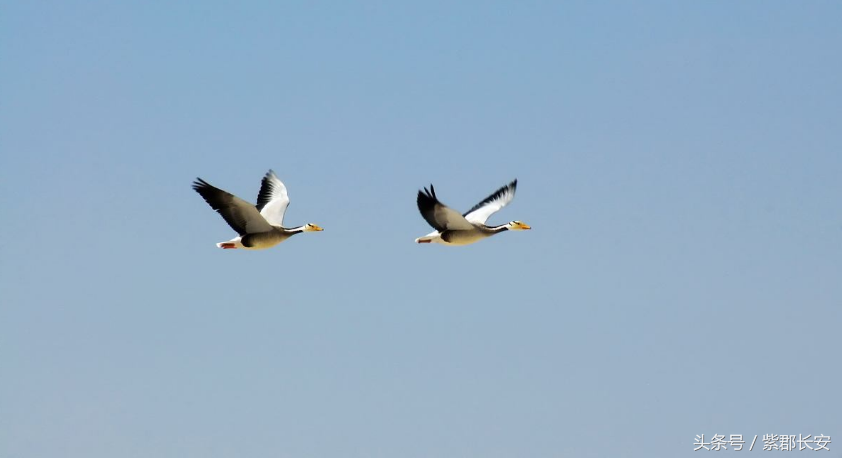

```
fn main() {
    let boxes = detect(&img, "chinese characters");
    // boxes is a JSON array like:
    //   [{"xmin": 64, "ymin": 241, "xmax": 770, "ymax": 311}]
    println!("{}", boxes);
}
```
[{"xmin": 694, "ymin": 434, "xmax": 830, "ymax": 451}]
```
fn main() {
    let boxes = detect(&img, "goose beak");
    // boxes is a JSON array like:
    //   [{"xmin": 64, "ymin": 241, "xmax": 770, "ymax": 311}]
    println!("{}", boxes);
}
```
[
  {"xmin": 518, "ymin": 222, "xmax": 531, "ymax": 230},
  {"xmin": 311, "ymin": 224, "xmax": 324, "ymax": 232}
]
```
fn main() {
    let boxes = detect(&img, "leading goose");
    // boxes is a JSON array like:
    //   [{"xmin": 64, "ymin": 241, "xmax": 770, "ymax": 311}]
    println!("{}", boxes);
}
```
[
  {"xmin": 415, "ymin": 179, "xmax": 531, "ymax": 245},
  {"xmin": 192, "ymin": 170, "xmax": 323, "ymax": 249}
]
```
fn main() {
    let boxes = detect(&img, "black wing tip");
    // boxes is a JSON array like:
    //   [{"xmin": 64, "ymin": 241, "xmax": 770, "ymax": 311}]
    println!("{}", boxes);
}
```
[
  {"xmin": 417, "ymin": 185, "xmax": 439, "ymax": 210},
  {"xmin": 261, "ymin": 170, "xmax": 277, "ymax": 188},
  {"xmin": 419, "ymin": 184, "xmax": 437, "ymax": 201},
  {"xmin": 460, "ymin": 178, "xmax": 519, "ymax": 217},
  {"xmin": 257, "ymin": 171, "xmax": 279, "ymax": 211},
  {"xmin": 502, "ymin": 179, "xmax": 517, "ymax": 194},
  {"xmin": 416, "ymin": 184, "xmax": 447, "ymax": 231},
  {"xmin": 417, "ymin": 189, "xmax": 432, "ymax": 205},
  {"xmin": 192, "ymin": 177, "xmax": 211, "ymax": 192},
  {"xmin": 504, "ymin": 179, "xmax": 517, "ymax": 193}
]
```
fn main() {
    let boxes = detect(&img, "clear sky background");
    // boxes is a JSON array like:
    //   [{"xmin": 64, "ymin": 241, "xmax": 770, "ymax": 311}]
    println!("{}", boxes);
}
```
[{"xmin": 2, "ymin": 1, "xmax": 840, "ymax": 457}]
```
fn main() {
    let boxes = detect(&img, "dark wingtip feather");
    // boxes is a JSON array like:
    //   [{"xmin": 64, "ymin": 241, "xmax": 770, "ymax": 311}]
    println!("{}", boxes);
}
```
[
  {"xmin": 417, "ymin": 188, "xmax": 433, "ymax": 205},
  {"xmin": 416, "ymin": 186, "xmax": 445, "ymax": 230},
  {"xmin": 417, "ymin": 186, "xmax": 438, "ymax": 210},
  {"xmin": 462, "ymin": 179, "xmax": 519, "ymax": 217},
  {"xmin": 192, "ymin": 178, "xmax": 210, "ymax": 192},
  {"xmin": 192, "ymin": 178, "xmax": 221, "ymax": 205},
  {"xmin": 256, "ymin": 170, "xmax": 278, "ymax": 211}
]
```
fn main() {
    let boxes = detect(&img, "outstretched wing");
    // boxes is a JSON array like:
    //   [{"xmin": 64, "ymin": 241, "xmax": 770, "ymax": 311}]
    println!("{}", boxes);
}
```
[
  {"xmin": 416, "ymin": 184, "xmax": 475, "ymax": 231},
  {"xmin": 256, "ymin": 169, "xmax": 290, "ymax": 226},
  {"xmin": 463, "ymin": 179, "xmax": 517, "ymax": 224},
  {"xmin": 193, "ymin": 178, "xmax": 273, "ymax": 235}
]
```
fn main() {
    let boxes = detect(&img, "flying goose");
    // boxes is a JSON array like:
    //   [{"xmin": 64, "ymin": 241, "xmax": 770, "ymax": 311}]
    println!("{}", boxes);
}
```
[
  {"xmin": 192, "ymin": 170, "xmax": 323, "ymax": 249},
  {"xmin": 415, "ymin": 179, "xmax": 530, "ymax": 245}
]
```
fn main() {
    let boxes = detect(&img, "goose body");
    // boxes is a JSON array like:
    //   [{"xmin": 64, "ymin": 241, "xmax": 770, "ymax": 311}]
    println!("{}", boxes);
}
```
[
  {"xmin": 415, "ymin": 179, "xmax": 530, "ymax": 246},
  {"xmin": 192, "ymin": 170, "xmax": 323, "ymax": 250}
]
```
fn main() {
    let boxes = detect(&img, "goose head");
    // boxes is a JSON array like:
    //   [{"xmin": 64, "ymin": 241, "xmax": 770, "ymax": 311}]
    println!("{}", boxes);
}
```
[{"xmin": 507, "ymin": 220, "xmax": 531, "ymax": 230}]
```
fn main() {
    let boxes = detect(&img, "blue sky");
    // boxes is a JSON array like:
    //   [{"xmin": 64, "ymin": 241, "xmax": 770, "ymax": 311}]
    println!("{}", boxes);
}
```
[{"xmin": 2, "ymin": 1, "xmax": 841, "ymax": 457}]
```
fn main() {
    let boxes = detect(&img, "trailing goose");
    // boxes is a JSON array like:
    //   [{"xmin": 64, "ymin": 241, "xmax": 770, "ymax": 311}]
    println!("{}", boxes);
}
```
[
  {"xmin": 192, "ymin": 170, "xmax": 323, "ymax": 249},
  {"xmin": 415, "ymin": 179, "xmax": 530, "ymax": 245}
]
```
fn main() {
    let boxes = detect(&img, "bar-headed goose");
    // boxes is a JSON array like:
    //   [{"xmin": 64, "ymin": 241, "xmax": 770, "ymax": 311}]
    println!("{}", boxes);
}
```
[
  {"xmin": 192, "ymin": 170, "xmax": 323, "ymax": 249},
  {"xmin": 415, "ymin": 179, "xmax": 530, "ymax": 245}
]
